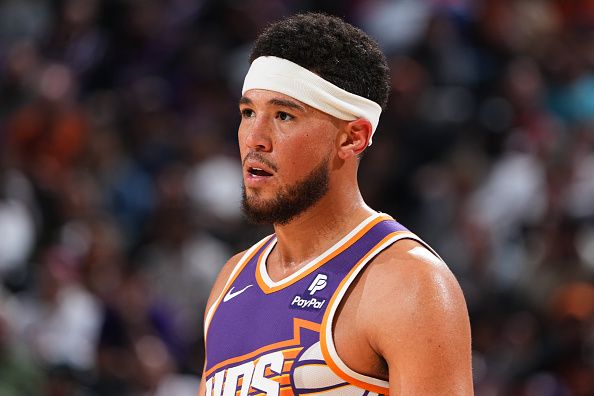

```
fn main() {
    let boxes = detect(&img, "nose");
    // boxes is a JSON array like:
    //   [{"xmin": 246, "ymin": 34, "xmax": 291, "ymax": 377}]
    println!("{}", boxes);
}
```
[{"xmin": 243, "ymin": 116, "xmax": 272, "ymax": 152}]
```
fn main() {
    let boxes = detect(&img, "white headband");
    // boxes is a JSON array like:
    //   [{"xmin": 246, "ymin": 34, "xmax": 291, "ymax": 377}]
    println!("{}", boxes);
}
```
[{"xmin": 242, "ymin": 56, "xmax": 382, "ymax": 146}]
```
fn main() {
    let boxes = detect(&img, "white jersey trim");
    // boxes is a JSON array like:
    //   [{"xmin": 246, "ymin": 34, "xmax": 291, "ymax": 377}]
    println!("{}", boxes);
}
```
[
  {"xmin": 204, "ymin": 235, "xmax": 273, "ymax": 338},
  {"xmin": 322, "ymin": 232, "xmax": 443, "ymax": 390},
  {"xmin": 258, "ymin": 212, "xmax": 386, "ymax": 289}
]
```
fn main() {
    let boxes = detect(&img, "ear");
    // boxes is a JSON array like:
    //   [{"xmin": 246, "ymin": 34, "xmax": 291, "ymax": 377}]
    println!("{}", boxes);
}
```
[{"xmin": 337, "ymin": 119, "xmax": 373, "ymax": 160}]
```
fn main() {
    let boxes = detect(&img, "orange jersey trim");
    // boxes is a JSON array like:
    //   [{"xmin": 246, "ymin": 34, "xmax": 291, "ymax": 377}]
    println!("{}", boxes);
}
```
[
  {"xmin": 251, "ymin": 386, "xmax": 294, "ymax": 396},
  {"xmin": 203, "ymin": 235, "xmax": 274, "ymax": 372},
  {"xmin": 205, "ymin": 235, "xmax": 273, "ymax": 337},
  {"xmin": 318, "ymin": 231, "xmax": 414, "ymax": 395},
  {"xmin": 255, "ymin": 214, "xmax": 394, "ymax": 294}
]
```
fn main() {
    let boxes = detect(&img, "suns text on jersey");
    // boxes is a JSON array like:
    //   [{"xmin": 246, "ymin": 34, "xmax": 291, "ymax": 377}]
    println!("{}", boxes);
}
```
[{"xmin": 204, "ymin": 350, "xmax": 290, "ymax": 396}]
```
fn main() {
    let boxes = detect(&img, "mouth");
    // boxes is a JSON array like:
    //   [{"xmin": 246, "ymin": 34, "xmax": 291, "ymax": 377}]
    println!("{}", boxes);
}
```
[{"xmin": 248, "ymin": 167, "xmax": 273, "ymax": 177}]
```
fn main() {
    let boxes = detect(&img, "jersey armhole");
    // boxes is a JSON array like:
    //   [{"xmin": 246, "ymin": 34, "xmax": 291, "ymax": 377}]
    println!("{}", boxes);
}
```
[
  {"xmin": 319, "ymin": 231, "xmax": 441, "ymax": 394},
  {"xmin": 204, "ymin": 234, "xmax": 273, "ymax": 338}
]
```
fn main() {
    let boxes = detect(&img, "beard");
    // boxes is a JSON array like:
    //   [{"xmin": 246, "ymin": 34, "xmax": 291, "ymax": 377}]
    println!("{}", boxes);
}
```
[{"xmin": 241, "ymin": 155, "xmax": 330, "ymax": 225}]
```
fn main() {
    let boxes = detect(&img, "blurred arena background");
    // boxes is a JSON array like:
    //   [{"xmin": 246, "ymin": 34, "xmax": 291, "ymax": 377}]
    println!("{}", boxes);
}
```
[{"xmin": 0, "ymin": 0, "xmax": 593, "ymax": 395}]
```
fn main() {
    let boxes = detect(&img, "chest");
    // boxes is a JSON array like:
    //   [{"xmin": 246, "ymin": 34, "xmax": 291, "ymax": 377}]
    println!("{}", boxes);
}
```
[
  {"xmin": 206, "ymin": 254, "xmax": 339, "ymax": 362},
  {"xmin": 203, "ymin": 215, "xmax": 405, "ymax": 395}
]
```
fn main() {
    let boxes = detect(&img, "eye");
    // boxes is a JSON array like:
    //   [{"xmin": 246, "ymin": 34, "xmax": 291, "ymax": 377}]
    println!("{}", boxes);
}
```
[
  {"xmin": 241, "ymin": 108, "xmax": 255, "ymax": 118},
  {"xmin": 277, "ymin": 111, "xmax": 294, "ymax": 121}
]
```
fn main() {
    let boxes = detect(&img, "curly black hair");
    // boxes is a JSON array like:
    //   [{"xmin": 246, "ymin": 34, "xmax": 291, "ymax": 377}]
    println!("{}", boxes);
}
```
[{"xmin": 249, "ymin": 13, "xmax": 390, "ymax": 109}]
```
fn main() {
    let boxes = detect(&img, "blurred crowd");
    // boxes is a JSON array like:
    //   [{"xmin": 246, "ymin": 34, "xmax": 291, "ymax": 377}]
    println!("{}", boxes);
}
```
[{"xmin": 0, "ymin": 0, "xmax": 593, "ymax": 395}]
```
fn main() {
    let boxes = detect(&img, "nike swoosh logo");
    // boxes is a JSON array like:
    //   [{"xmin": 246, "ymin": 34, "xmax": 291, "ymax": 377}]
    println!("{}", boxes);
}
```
[{"xmin": 223, "ymin": 285, "xmax": 253, "ymax": 302}]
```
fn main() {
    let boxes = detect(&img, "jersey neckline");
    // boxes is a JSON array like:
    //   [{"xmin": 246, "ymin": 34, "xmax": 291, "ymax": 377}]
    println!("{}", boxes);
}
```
[{"xmin": 255, "ymin": 211, "xmax": 393, "ymax": 294}]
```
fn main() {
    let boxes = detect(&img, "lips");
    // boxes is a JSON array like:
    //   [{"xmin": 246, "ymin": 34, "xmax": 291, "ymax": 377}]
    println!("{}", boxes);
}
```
[
  {"xmin": 247, "ymin": 167, "xmax": 273, "ymax": 177},
  {"xmin": 243, "ymin": 153, "xmax": 277, "ymax": 179},
  {"xmin": 243, "ymin": 159, "xmax": 275, "ymax": 187}
]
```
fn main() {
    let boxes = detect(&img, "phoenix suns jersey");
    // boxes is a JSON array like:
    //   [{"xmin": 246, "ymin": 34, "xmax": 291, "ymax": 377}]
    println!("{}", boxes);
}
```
[{"xmin": 203, "ymin": 212, "xmax": 439, "ymax": 396}]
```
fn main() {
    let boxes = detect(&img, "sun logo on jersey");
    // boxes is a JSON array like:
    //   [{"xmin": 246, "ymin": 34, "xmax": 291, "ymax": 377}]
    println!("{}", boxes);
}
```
[
  {"xmin": 203, "ymin": 319, "xmax": 317, "ymax": 396},
  {"xmin": 203, "ymin": 318, "xmax": 385, "ymax": 396}
]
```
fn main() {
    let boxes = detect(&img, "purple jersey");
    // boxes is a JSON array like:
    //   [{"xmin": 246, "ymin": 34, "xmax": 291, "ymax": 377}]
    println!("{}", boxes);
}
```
[{"xmin": 203, "ymin": 213, "xmax": 435, "ymax": 396}]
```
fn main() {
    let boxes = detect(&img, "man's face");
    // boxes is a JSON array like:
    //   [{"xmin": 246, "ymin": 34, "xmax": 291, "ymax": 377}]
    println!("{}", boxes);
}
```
[{"xmin": 238, "ymin": 89, "xmax": 339, "ymax": 225}]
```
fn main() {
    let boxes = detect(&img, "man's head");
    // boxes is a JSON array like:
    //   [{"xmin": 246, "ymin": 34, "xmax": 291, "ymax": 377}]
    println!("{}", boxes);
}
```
[
  {"xmin": 249, "ymin": 13, "xmax": 390, "ymax": 110},
  {"xmin": 240, "ymin": 13, "xmax": 390, "ymax": 225}
]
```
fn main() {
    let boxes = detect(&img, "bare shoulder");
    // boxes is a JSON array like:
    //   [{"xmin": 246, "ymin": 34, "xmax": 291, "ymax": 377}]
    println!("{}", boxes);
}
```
[
  {"xmin": 360, "ymin": 238, "xmax": 473, "ymax": 394},
  {"xmin": 362, "ymin": 237, "xmax": 467, "ymax": 312},
  {"xmin": 365, "ymin": 238, "xmax": 466, "ymax": 305}
]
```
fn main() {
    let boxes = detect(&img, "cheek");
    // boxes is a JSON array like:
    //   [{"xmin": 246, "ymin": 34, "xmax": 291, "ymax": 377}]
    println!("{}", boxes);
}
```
[
  {"xmin": 282, "ymin": 140, "xmax": 331, "ymax": 172},
  {"xmin": 237, "ymin": 127, "xmax": 251, "ymax": 157},
  {"xmin": 298, "ymin": 126, "xmax": 335, "ymax": 157}
]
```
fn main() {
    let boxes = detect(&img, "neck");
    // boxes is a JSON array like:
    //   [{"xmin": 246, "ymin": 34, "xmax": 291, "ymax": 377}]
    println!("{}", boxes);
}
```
[{"xmin": 270, "ymin": 186, "xmax": 375, "ymax": 273}]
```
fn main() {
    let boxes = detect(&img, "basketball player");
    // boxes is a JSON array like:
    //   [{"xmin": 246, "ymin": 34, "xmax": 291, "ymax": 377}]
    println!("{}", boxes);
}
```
[{"xmin": 199, "ymin": 13, "xmax": 472, "ymax": 396}]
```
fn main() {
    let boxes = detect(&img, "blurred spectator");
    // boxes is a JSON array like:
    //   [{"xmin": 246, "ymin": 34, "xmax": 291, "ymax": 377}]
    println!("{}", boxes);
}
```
[
  {"xmin": 95, "ymin": 266, "xmax": 176, "ymax": 395},
  {"xmin": 12, "ymin": 246, "xmax": 101, "ymax": 372},
  {"xmin": 0, "ymin": 170, "xmax": 36, "ymax": 276},
  {"xmin": 0, "ymin": 302, "xmax": 43, "ymax": 396}
]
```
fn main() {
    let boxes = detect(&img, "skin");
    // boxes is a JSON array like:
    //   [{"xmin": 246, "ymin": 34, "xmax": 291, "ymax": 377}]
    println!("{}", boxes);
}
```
[{"xmin": 199, "ymin": 89, "xmax": 473, "ymax": 395}]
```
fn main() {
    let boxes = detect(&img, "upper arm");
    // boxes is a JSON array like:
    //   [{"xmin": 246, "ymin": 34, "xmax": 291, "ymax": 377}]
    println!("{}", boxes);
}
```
[{"xmin": 364, "ymin": 240, "xmax": 473, "ymax": 395}]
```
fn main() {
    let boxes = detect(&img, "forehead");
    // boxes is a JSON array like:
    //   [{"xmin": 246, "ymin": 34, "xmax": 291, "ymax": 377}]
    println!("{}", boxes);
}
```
[{"xmin": 240, "ymin": 89, "xmax": 310, "ymax": 112}]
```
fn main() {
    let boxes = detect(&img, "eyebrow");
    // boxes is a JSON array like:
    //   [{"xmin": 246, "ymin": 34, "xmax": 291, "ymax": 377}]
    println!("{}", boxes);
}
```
[{"xmin": 239, "ymin": 96, "xmax": 306, "ymax": 112}]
